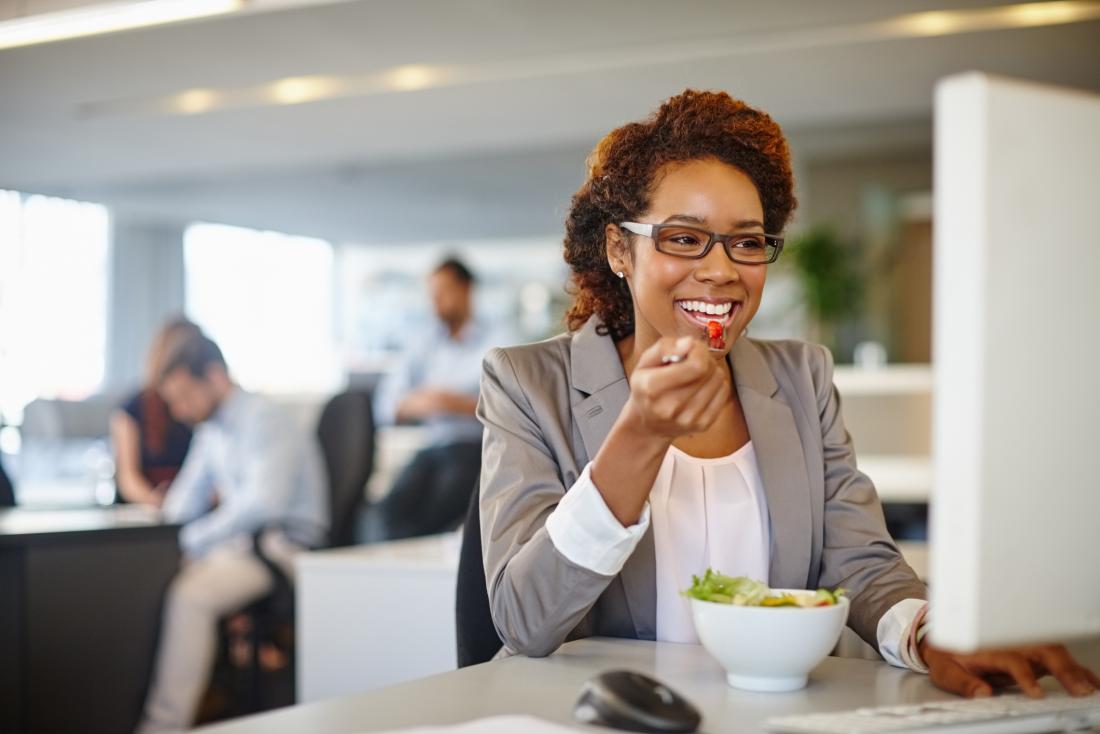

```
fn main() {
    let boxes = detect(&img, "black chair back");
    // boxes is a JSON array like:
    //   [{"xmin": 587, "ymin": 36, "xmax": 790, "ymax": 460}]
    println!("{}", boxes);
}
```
[
  {"xmin": 455, "ymin": 486, "xmax": 503, "ymax": 667},
  {"xmin": 316, "ymin": 390, "xmax": 375, "ymax": 548},
  {"xmin": 0, "ymin": 459, "xmax": 14, "ymax": 507}
]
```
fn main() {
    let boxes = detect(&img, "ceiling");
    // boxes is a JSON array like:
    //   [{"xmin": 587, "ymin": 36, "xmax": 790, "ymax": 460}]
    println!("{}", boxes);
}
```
[{"xmin": 0, "ymin": 0, "xmax": 1097, "ymax": 234}]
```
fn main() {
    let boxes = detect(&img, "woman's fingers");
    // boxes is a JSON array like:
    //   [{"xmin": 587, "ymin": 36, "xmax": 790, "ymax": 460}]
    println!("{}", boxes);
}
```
[
  {"xmin": 927, "ymin": 651, "xmax": 994, "ymax": 698},
  {"xmin": 672, "ymin": 365, "xmax": 729, "ymax": 431},
  {"xmin": 995, "ymin": 656, "xmax": 1044, "ymax": 698},
  {"xmin": 650, "ymin": 377, "xmax": 721, "ymax": 430},
  {"xmin": 1086, "ymin": 667, "xmax": 1100, "ymax": 690},
  {"xmin": 665, "ymin": 347, "xmax": 730, "ymax": 427},
  {"xmin": 692, "ymin": 386, "xmax": 731, "ymax": 431},
  {"xmin": 926, "ymin": 644, "xmax": 1100, "ymax": 699},
  {"xmin": 636, "ymin": 351, "xmax": 711, "ymax": 396},
  {"xmin": 1032, "ymin": 646, "xmax": 1098, "ymax": 696}
]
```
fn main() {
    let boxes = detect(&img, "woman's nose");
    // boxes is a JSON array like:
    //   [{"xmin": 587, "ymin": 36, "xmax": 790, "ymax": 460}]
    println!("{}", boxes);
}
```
[{"xmin": 694, "ymin": 244, "xmax": 741, "ymax": 284}]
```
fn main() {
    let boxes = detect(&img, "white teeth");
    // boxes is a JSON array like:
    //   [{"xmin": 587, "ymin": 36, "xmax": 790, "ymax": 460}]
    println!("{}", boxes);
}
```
[{"xmin": 678, "ymin": 300, "xmax": 733, "ymax": 316}]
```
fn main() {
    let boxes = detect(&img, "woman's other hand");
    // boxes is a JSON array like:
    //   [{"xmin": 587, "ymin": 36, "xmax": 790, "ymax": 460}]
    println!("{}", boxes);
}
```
[{"xmin": 921, "ymin": 640, "xmax": 1100, "ymax": 698}]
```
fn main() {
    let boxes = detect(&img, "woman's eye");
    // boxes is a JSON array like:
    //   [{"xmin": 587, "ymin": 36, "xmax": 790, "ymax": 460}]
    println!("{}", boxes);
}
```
[
  {"xmin": 732, "ymin": 237, "xmax": 765, "ymax": 250},
  {"xmin": 663, "ymin": 232, "xmax": 703, "ymax": 247}
]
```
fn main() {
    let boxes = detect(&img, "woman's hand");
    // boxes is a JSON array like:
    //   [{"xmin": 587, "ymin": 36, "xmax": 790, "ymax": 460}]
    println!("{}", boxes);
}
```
[
  {"xmin": 590, "ymin": 336, "xmax": 731, "ymax": 526},
  {"xmin": 623, "ymin": 336, "xmax": 730, "ymax": 439},
  {"xmin": 920, "ymin": 640, "xmax": 1100, "ymax": 698}
]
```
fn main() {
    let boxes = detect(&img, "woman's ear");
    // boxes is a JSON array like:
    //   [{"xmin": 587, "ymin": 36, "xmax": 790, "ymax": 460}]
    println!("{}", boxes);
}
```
[{"xmin": 605, "ymin": 223, "xmax": 629, "ymax": 279}]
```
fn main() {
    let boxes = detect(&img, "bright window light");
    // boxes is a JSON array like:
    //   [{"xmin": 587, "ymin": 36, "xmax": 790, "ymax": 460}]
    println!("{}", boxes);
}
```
[
  {"xmin": 0, "ymin": 190, "xmax": 111, "ymax": 427},
  {"xmin": 184, "ymin": 222, "xmax": 341, "ymax": 394}
]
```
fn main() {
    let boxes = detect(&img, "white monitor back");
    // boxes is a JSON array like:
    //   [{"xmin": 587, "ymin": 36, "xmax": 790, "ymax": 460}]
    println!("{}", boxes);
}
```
[{"xmin": 930, "ymin": 73, "xmax": 1100, "ymax": 651}]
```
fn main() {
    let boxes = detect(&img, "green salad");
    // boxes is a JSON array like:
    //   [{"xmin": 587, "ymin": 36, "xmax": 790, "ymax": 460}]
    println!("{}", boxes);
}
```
[{"xmin": 682, "ymin": 570, "xmax": 846, "ymax": 608}]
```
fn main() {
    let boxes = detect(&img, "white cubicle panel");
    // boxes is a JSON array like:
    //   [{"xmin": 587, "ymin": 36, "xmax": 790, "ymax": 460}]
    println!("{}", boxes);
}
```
[
  {"xmin": 296, "ymin": 533, "xmax": 460, "ymax": 702},
  {"xmin": 834, "ymin": 364, "xmax": 932, "ymax": 503}
]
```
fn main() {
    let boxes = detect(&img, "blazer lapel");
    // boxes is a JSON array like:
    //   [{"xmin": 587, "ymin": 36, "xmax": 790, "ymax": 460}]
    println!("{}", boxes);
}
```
[
  {"xmin": 570, "ymin": 319, "xmax": 631, "ymax": 461},
  {"xmin": 569, "ymin": 320, "xmax": 656, "ymax": 640},
  {"xmin": 730, "ymin": 338, "xmax": 814, "ymax": 590}
]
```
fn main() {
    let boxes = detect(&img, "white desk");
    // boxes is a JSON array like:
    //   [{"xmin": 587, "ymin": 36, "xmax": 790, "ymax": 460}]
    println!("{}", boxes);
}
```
[
  {"xmin": 200, "ymin": 636, "xmax": 1100, "ymax": 734},
  {"xmin": 296, "ymin": 533, "xmax": 460, "ymax": 702}
]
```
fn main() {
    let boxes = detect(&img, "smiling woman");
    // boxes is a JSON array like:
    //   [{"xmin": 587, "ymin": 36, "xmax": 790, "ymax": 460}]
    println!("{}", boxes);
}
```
[{"xmin": 474, "ymin": 88, "xmax": 1099, "ymax": 699}]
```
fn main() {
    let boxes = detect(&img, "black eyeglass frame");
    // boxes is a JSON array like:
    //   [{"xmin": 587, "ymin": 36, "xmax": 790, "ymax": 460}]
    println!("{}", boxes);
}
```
[{"xmin": 619, "ymin": 221, "xmax": 785, "ymax": 265}]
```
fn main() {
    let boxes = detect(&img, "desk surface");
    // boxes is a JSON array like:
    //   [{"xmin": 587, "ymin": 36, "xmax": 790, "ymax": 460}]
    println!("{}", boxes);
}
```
[
  {"xmin": 0, "ymin": 505, "xmax": 168, "ymax": 545},
  {"xmin": 199, "ymin": 636, "xmax": 1100, "ymax": 734}
]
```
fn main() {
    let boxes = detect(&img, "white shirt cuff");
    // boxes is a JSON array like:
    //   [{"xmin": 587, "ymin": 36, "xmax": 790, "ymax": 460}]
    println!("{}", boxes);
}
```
[
  {"xmin": 544, "ymin": 462, "xmax": 650, "ymax": 577},
  {"xmin": 877, "ymin": 597, "xmax": 929, "ymax": 671}
]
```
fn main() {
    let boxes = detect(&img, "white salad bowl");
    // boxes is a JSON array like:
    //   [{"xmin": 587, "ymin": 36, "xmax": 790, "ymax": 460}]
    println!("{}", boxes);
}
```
[{"xmin": 690, "ymin": 591, "xmax": 850, "ymax": 692}]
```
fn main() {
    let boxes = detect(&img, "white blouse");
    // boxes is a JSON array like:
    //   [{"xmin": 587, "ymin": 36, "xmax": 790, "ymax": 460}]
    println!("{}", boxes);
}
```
[
  {"xmin": 649, "ymin": 442, "xmax": 770, "ymax": 643},
  {"xmin": 544, "ymin": 451, "xmax": 926, "ymax": 669}
]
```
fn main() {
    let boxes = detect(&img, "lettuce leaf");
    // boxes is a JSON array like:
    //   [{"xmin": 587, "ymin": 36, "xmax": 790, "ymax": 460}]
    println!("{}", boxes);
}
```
[
  {"xmin": 682, "ymin": 570, "xmax": 769, "ymax": 605},
  {"xmin": 682, "ymin": 569, "xmax": 846, "ymax": 607}
]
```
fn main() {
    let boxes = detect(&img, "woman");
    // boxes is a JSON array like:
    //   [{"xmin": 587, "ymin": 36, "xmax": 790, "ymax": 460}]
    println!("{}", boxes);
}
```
[
  {"xmin": 477, "ymin": 90, "xmax": 1098, "ymax": 698},
  {"xmin": 111, "ymin": 318, "xmax": 202, "ymax": 505}
]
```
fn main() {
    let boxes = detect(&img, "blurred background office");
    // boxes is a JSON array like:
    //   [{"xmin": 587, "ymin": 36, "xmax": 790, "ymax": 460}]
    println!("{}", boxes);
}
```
[
  {"xmin": 3, "ymin": 0, "xmax": 1097, "ymax": 510},
  {"xmin": 1, "ymin": 0, "xmax": 1098, "ymax": 729}
]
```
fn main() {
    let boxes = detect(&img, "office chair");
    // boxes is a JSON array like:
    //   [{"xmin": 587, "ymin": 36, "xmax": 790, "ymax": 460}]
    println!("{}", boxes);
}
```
[
  {"xmin": 0, "ymin": 458, "xmax": 14, "ymax": 507},
  {"xmin": 211, "ymin": 389, "xmax": 376, "ymax": 719},
  {"xmin": 455, "ymin": 485, "xmax": 503, "ymax": 667},
  {"xmin": 316, "ymin": 389, "xmax": 376, "ymax": 547}
]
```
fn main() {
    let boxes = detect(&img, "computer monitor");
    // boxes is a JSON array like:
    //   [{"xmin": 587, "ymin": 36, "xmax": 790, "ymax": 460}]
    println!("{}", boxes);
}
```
[{"xmin": 929, "ymin": 72, "xmax": 1100, "ymax": 652}]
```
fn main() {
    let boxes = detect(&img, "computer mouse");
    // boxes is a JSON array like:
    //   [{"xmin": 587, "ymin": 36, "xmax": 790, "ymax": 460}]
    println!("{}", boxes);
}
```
[{"xmin": 573, "ymin": 669, "xmax": 702, "ymax": 733}]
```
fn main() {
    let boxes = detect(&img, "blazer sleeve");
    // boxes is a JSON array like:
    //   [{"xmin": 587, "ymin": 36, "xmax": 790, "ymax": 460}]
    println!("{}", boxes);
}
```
[
  {"xmin": 477, "ymin": 346, "xmax": 619, "ymax": 657},
  {"xmin": 810, "ymin": 344, "xmax": 927, "ymax": 648}
]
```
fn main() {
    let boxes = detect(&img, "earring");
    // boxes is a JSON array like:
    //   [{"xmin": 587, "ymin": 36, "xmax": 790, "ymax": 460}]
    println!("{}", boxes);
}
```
[{"xmin": 616, "ymin": 271, "xmax": 625, "ymax": 279}]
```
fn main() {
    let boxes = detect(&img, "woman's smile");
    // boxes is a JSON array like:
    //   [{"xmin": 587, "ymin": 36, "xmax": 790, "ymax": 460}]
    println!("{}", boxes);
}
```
[{"xmin": 674, "ymin": 298, "xmax": 741, "ymax": 337}]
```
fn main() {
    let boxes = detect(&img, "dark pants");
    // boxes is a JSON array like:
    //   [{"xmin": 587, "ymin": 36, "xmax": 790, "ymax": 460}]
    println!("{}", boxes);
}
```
[{"xmin": 378, "ymin": 441, "xmax": 481, "ymax": 540}]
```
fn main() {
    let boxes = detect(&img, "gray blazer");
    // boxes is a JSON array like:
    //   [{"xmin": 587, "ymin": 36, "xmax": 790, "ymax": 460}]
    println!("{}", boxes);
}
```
[{"xmin": 477, "ymin": 317, "xmax": 926, "ymax": 657}]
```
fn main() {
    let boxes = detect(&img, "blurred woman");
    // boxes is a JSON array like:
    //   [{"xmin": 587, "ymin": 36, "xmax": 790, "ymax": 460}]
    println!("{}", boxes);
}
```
[{"xmin": 111, "ymin": 318, "xmax": 202, "ymax": 505}]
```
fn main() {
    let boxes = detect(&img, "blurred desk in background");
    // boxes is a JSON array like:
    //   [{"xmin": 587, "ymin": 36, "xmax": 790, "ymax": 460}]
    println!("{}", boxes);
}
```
[
  {"xmin": 297, "ymin": 532, "xmax": 459, "ymax": 702},
  {"xmin": 857, "ymin": 455, "xmax": 932, "ymax": 504},
  {"xmin": 0, "ymin": 505, "xmax": 180, "ymax": 734}
]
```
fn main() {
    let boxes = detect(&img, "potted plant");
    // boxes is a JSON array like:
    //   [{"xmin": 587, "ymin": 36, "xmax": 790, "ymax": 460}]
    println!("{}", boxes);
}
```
[{"xmin": 782, "ymin": 224, "xmax": 864, "ymax": 357}]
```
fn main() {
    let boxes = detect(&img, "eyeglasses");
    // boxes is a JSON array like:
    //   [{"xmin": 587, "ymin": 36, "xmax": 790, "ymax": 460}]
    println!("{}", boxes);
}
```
[{"xmin": 619, "ymin": 221, "xmax": 784, "ymax": 265}]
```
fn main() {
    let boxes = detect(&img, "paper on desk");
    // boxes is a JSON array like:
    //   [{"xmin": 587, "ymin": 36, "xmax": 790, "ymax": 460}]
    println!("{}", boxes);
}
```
[{"xmin": 357, "ymin": 715, "xmax": 583, "ymax": 733}]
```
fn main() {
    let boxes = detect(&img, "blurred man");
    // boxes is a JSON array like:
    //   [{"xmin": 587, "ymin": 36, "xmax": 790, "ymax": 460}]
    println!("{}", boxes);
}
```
[
  {"xmin": 373, "ymin": 257, "xmax": 506, "ymax": 539},
  {"xmin": 136, "ymin": 333, "xmax": 328, "ymax": 734}
]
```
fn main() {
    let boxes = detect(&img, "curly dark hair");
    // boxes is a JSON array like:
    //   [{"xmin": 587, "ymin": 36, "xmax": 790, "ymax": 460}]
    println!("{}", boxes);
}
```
[{"xmin": 563, "ymin": 89, "xmax": 797, "ymax": 340}]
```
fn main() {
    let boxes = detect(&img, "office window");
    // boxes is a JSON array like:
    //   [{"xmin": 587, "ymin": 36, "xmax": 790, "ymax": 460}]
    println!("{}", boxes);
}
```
[
  {"xmin": 0, "ymin": 190, "xmax": 111, "ymax": 430},
  {"xmin": 184, "ymin": 222, "xmax": 340, "ymax": 394}
]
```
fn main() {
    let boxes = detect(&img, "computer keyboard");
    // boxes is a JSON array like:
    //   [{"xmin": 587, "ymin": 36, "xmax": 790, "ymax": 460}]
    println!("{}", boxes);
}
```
[{"xmin": 765, "ymin": 692, "xmax": 1100, "ymax": 734}]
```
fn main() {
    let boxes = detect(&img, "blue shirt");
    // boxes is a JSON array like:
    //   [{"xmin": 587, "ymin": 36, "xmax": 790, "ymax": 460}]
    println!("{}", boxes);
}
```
[
  {"xmin": 373, "ymin": 316, "xmax": 511, "ymax": 447},
  {"xmin": 162, "ymin": 388, "xmax": 328, "ymax": 556}
]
